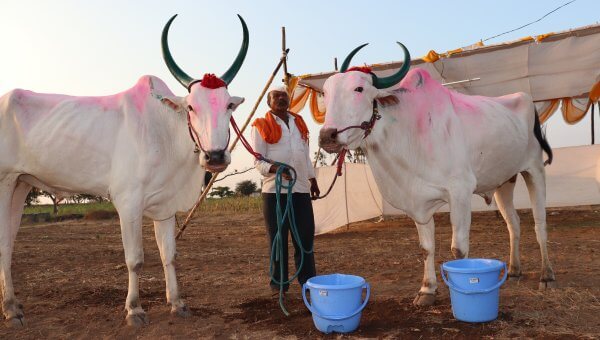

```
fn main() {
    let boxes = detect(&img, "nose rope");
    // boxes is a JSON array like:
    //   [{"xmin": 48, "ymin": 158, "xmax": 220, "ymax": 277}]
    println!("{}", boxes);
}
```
[
  {"xmin": 333, "ymin": 100, "xmax": 380, "ymax": 139},
  {"xmin": 230, "ymin": 116, "xmax": 324, "ymax": 316},
  {"xmin": 187, "ymin": 111, "xmax": 230, "ymax": 156}
]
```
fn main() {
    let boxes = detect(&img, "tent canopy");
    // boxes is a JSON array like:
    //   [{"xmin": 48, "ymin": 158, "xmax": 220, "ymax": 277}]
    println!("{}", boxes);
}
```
[{"xmin": 289, "ymin": 24, "xmax": 600, "ymax": 125}]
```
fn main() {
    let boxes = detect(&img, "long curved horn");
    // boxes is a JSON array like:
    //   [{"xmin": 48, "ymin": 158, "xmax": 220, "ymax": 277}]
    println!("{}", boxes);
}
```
[
  {"xmin": 339, "ymin": 43, "xmax": 368, "ymax": 73},
  {"xmin": 220, "ymin": 14, "xmax": 249, "ymax": 85},
  {"xmin": 372, "ymin": 42, "xmax": 411, "ymax": 89},
  {"xmin": 161, "ymin": 14, "xmax": 194, "ymax": 89}
]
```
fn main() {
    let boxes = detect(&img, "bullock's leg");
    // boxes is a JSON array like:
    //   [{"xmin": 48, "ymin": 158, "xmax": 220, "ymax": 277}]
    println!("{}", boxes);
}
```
[
  {"xmin": 153, "ymin": 216, "xmax": 190, "ymax": 317},
  {"xmin": 0, "ymin": 178, "xmax": 30, "ymax": 327},
  {"xmin": 494, "ymin": 179, "xmax": 522, "ymax": 279},
  {"xmin": 116, "ymin": 209, "xmax": 148, "ymax": 326},
  {"xmin": 449, "ymin": 191, "xmax": 472, "ymax": 260},
  {"xmin": 522, "ymin": 169, "xmax": 556, "ymax": 289},
  {"xmin": 413, "ymin": 219, "xmax": 437, "ymax": 306}
]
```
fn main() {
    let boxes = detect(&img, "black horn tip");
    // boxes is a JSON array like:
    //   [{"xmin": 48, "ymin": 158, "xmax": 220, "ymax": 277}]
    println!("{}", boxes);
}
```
[
  {"xmin": 161, "ymin": 13, "xmax": 194, "ymax": 89},
  {"xmin": 372, "ymin": 41, "xmax": 411, "ymax": 89},
  {"xmin": 220, "ymin": 14, "xmax": 250, "ymax": 85},
  {"xmin": 340, "ymin": 43, "xmax": 369, "ymax": 73}
]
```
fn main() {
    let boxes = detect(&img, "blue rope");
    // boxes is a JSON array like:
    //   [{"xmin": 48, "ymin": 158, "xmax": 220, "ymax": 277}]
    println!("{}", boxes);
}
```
[{"xmin": 269, "ymin": 161, "xmax": 313, "ymax": 316}]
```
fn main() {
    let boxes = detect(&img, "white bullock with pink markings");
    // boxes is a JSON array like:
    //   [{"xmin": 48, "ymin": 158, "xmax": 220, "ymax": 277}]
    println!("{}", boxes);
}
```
[
  {"xmin": 0, "ymin": 15, "xmax": 248, "ymax": 326},
  {"xmin": 319, "ymin": 43, "xmax": 556, "ymax": 306}
]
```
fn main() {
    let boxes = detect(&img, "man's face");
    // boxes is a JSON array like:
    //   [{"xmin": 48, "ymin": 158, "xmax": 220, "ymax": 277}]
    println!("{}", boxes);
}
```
[{"xmin": 268, "ymin": 90, "xmax": 290, "ymax": 111}]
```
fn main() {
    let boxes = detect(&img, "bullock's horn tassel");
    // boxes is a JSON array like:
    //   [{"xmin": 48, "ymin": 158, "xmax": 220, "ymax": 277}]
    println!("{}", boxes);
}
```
[
  {"xmin": 339, "ymin": 43, "xmax": 368, "ymax": 73},
  {"xmin": 372, "ymin": 42, "xmax": 411, "ymax": 89},
  {"xmin": 220, "ymin": 14, "xmax": 249, "ymax": 85},
  {"xmin": 161, "ymin": 14, "xmax": 194, "ymax": 89}
]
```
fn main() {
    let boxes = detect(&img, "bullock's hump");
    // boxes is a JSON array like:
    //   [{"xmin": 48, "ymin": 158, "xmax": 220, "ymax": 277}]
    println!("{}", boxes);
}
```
[
  {"xmin": 399, "ymin": 68, "xmax": 435, "ymax": 90},
  {"xmin": 132, "ymin": 75, "xmax": 175, "ymax": 97}
]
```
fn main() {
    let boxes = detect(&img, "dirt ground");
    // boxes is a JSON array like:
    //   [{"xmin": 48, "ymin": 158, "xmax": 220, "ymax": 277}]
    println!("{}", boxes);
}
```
[{"xmin": 1, "ymin": 205, "xmax": 599, "ymax": 339}]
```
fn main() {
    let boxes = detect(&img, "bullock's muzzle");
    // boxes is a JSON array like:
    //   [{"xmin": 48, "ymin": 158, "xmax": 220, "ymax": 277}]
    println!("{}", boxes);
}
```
[
  {"xmin": 319, "ymin": 128, "xmax": 343, "ymax": 153},
  {"xmin": 204, "ymin": 150, "xmax": 229, "ymax": 172}
]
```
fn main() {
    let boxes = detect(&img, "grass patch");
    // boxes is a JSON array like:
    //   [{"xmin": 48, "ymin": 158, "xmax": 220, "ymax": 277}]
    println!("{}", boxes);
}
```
[
  {"xmin": 24, "ymin": 196, "xmax": 261, "ymax": 217},
  {"xmin": 24, "ymin": 202, "xmax": 115, "ymax": 216},
  {"xmin": 198, "ymin": 196, "xmax": 261, "ymax": 214}
]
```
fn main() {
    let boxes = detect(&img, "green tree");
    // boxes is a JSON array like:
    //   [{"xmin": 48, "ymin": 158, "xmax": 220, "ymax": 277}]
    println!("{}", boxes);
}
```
[
  {"xmin": 25, "ymin": 188, "xmax": 42, "ymax": 206},
  {"xmin": 235, "ymin": 180, "xmax": 257, "ymax": 196},
  {"xmin": 209, "ymin": 186, "xmax": 234, "ymax": 198},
  {"xmin": 314, "ymin": 150, "xmax": 329, "ymax": 167}
]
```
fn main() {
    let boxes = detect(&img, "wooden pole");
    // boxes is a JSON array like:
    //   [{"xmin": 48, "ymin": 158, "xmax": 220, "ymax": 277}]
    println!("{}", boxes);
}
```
[
  {"xmin": 313, "ymin": 147, "xmax": 322, "ymax": 168},
  {"xmin": 282, "ymin": 27, "xmax": 290, "ymax": 88},
  {"xmin": 334, "ymin": 57, "xmax": 338, "ymax": 71},
  {"xmin": 176, "ymin": 49, "xmax": 290, "ymax": 239}
]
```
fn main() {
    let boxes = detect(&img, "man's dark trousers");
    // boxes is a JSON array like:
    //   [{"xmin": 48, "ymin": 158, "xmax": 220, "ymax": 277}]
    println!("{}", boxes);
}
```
[{"xmin": 262, "ymin": 192, "xmax": 316, "ymax": 291}]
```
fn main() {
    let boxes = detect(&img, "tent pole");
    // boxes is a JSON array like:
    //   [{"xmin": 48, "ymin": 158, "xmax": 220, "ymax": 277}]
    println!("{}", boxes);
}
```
[
  {"xmin": 313, "ymin": 147, "xmax": 321, "ymax": 168},
  {"xmin": 344, "ymin": 162, "xmax": 350, "ymax": 231},
  {"xmin": 334, "ymin": 57, "xmax": 338, "ymax": 71},
  {"xmin": 282, "ymin": 27, "xmax": 290, "ymax": 88},
  {"xmin": 176, "ymin": 48, "xmax": 290, "ymax": 239},
  {"xmin": 592, "ymin": 103, "xmax": 596, "ymax": 145}
]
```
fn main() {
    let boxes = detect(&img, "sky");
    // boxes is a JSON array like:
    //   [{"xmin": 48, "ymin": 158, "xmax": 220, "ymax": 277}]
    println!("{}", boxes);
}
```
[{"xmin": 1, "ymin": 0, "xmax": 599, "ymax": 192}]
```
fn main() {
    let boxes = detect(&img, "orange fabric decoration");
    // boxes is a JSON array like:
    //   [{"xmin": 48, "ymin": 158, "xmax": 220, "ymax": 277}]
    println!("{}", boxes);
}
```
[
  {"xmin": 310, "ymin": 90, "xmax": 326, "ymax": 124},
  {"xmin": 252, "ymin": 111, "xmax": 309, "ymax": 144}
]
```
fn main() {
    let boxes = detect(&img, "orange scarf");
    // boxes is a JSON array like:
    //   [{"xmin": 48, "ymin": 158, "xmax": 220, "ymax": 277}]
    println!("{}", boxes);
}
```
[{"xmin": 252, "ymin": 111, "xmax": 309, "ymax": 144}]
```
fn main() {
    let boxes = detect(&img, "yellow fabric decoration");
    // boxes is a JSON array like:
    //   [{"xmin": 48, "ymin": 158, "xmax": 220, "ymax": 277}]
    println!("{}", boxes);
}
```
[
  {"xmin": 446, "ymin": 48, "xmax": 463, "ymax": 56},
  {"xmin": 519, "ymin": 36, "xmax": 534, "ymax": 42},
  {"xmin": 422, "ymin": 50, "xmax": 440, "ymax": 63},
  {"xmin": 536, "ymin": 33, "xmax": 555, "ymax": 42},
  {"xmin": 287, "ymin": 76, "xmax": 299, "ymax": 98},
  {"xmin": 310, "ymin": 90, "xmax": 326, "ymax": 124}
]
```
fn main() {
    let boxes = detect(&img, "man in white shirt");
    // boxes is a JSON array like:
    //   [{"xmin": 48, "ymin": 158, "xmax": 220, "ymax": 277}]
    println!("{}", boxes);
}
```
[{"xmin": 251, "ymin": 86, "xmax": 320, "ymax": 294}]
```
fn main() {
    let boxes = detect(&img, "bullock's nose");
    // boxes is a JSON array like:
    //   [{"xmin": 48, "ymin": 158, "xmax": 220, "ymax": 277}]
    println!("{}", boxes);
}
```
[
  {"xmin": 319, "ymin": 128, "xmax": 338, "ymax": 146},
  {"xmin": 205, "ymin": 150, "xmax": 226, "ymax": 164}
]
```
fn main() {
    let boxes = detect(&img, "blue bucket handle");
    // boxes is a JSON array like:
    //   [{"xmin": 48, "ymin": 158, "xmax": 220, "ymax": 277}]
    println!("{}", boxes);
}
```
[
  {"xmin": 440, "ymin": 262, "xmax": 507, "ymax": 295},
  {"xmin": 302, "ymin": 283, "xmax": 370, "ymax": 321}
]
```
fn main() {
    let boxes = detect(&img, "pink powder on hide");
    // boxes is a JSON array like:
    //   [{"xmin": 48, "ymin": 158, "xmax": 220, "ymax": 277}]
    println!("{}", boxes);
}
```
[{"xmin": 209, "ymin": 92, "xmax": 224, "ymax": 128}]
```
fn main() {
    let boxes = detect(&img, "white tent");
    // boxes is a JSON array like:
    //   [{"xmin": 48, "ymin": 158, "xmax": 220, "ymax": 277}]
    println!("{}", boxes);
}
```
[
  {"xmin": 293, "ymin": 24, "xmax": 600, "ymax": 234},
  {"xmin": 313, "ymin": 145, "xmax": 600, "ymax": 235}
]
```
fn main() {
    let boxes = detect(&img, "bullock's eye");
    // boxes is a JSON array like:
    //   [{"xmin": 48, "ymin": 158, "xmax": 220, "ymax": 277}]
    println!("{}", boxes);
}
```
[
  {"xmin": 187, "ymin": 105, "xmax": 194, "ymax": 112},
  {"xmin": 227, "ymin": 103, "xmax": 235, "ymax": 110},
  {"xmin": 355, "ymin": 87, "xmax": 364, "ymax": 93}
]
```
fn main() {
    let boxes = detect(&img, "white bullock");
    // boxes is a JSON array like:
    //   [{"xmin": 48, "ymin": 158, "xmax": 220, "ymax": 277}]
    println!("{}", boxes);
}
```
[
  {"xmin": 319, "ymin": 43, "xmax": 556, "ymax": 306},
  {"xmin": 0, "ymin": 14, "xmax": 248, "ymax": 326}
]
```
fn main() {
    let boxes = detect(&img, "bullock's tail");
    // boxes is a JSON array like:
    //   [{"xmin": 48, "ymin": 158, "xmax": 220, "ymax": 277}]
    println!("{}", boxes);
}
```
[{"xmin": 533, "ymin": 108, "xmax": 553, "ymax": 166}]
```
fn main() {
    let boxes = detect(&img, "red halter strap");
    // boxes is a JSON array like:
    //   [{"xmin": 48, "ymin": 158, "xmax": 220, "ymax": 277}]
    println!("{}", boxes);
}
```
[{"xmin": 333, "ymin": 100, "xmax": 380, "ymax": 140}]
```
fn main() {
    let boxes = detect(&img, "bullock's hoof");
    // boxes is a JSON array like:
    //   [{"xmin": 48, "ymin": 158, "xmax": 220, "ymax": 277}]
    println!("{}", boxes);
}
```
[
  {"xmin": 172, "ymin": 305, "xmax": 191, "ymax": 318},
  {"xmin": 5, "ymin": 315, "xmax": 26, "ymax": 328},
  {"xmin": 413, "ymin": 293, "xmax": 436, "ymax": 306},
  {"xmin": 539, "ymin": 279, "xmax": 557, "ymax": 290},
  {"xmin": 126, "ymin": 312, "xmax": 149, "ymax": 327}
]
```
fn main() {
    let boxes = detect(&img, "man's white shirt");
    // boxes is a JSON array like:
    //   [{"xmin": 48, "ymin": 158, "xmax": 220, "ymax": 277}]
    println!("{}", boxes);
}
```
[{"xmin": 251, "ymin": 113, "xmax": 316, "ymax": 193}]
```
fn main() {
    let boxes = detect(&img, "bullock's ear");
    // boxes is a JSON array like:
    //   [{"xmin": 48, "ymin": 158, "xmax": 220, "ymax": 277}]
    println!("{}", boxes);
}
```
[
  {"xmin": 228, "ymin": 96, "xmax": 245, "ymax": 112},
  {"xmin": 160, "ymin": 96, "xmax": 186, "ymax": 112},
  {"xmin": 375, "ymin": 91, "xmax": 400, "ymax": 107}
]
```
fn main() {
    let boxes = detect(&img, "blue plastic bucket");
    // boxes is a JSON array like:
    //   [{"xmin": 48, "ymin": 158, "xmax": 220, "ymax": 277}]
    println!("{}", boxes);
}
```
[
  {"xmin": 302, "ymin": 274, "xmax": 370, "ymax": 333},
  {"xmin": 441, "ymin": 259, "xmax": 507, "ymax": 322}
]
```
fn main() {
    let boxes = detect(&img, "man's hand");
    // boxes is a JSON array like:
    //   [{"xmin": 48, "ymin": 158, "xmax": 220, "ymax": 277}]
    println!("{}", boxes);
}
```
[
  {"xmin": 269, "ymin": 164, "xmax": 292, "ymax": 180},
  {"xmin": 309, "ymin": 178, "xmax": 320, "ymax": 200}
]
